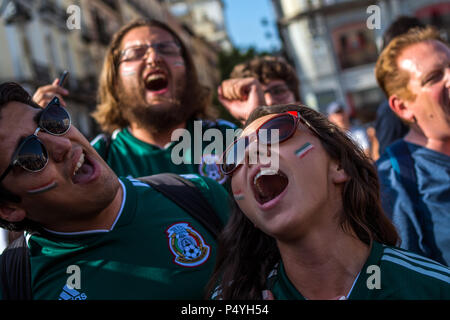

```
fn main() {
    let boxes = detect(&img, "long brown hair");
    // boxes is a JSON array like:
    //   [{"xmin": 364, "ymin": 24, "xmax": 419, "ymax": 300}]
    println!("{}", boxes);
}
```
[
  {"xmin": 92, "ymin": 18, "xmax": 215, "ymax": 133},
  {"xmin": 207, "ymin": 104, "xmax": 399, "ymax": 299}
]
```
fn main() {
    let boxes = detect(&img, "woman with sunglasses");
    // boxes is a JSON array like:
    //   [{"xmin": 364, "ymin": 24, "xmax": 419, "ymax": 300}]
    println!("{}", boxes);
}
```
[{"xmin": 207, "ymin": 104, "xmax": 450, "ymax": 300}]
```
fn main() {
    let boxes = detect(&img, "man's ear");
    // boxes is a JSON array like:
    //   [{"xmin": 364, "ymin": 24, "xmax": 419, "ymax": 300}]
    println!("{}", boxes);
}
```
[
  {"xmin": 389, "ymin": 95, "xmax": 415, "ymax": 123},
  {"xmin": 330, "ymin": 162, "xmax": 349, "ymax": 184},
  {"xmin": 0, "ymin": 204, "xmax": 26, "ymax": 223}
]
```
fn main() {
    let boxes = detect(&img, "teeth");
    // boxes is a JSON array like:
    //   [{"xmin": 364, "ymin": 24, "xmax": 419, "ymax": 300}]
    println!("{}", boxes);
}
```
[
  {"xmin": 73, "ymin": 153, "xmax": 85, "ymax": 176},
  {"xmin": 146, "ymin": 74, "xmax": 166, "ymax": 83},
  {"xmin": 253, "ymin": 168, "xmax": 278, "ymax": 185}
]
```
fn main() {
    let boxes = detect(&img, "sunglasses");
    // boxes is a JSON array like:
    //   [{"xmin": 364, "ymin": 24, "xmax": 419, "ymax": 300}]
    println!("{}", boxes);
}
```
[
  {"xmin": 220, "ymin": 110, "xmax": 319, "ymax": 175},
  {"xmin": 0, "ymin": 97, "xmax": 71, "ymax": 183}
]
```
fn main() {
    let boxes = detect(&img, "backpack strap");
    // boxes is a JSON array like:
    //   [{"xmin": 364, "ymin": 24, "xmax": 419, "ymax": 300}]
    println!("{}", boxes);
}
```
[
  {"xmin": 137, "ymin": 173, "xmax": 223, "ymax": 239},
  {"xmin": 0, "ymin": 234, "xmax": 32, "ymax": 300},
  {"xmin": 385, "ymin": 139, "xmax": 418, "ymax": 188}
]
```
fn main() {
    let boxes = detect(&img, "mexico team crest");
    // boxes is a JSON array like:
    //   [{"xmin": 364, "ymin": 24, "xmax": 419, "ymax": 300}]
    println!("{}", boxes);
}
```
[
  {"xmin": 199, "ymin": 154, "xmax": 227, "ymax": 184},
  {"xmin": 166, "ymin": 222, "xmax": 210, "ymax": 267}
]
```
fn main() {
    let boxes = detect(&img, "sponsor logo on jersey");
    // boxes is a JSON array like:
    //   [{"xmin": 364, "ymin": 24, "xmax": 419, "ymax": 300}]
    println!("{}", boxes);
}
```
[
  {"xmin": 198, "ymin": 154, "xmax": 227, "ymax": 184},
  {"xmin": 166, "ymin": 222, "xmax": 210, "ymax": 267},
  {"xmin": 58, "ymin": 284, "xmax": 87, "ymax": 300}
]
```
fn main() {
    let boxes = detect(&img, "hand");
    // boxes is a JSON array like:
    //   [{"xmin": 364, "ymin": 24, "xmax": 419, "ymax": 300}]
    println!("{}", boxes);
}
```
[
  {"xmin": 218, "ymin": 77, "xmax": 265, "ymax": 125},
  {"xmin": 33, "ymin": 78, "xmax": 69, "ymax": 107}
]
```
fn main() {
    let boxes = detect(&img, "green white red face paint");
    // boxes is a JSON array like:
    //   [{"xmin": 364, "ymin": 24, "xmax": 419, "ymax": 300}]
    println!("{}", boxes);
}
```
[
  {"xmin": 26, "ymin": 181, "xmax": 57, "ymax": 195},
  {"xmin": 172, "ymin": 60, "xmax": 185, "ymax": 67},
  {"xmin": 295, "ymin": 142, "xmax": 314, "ymax": 159},
  {"xmin": 233, "ymin": 191, "xmax": 244, "ymax": 201}
]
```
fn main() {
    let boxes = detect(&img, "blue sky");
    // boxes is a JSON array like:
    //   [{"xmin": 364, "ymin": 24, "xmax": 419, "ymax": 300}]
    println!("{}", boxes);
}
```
[{"xmin": 222, "ymin": 0, "xmax": 281, "ymax": 52}]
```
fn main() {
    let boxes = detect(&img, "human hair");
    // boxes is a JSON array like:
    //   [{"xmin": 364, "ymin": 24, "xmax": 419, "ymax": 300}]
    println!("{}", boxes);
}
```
[
  {"xmin": 207, "ymin": 104, "xmax": 399, "ymax": 299},
  {"xmin": 381, "ymin": 16, "xmax": 425, "ymax": 50},
  {"xmin": 92, "ymin": 18, "xmax": 215, "ymax": 133},
  {"xmin": 0, "ymin": 82, "xmax": 42, "ymax": 231},
  {"xmin": 230, "ymin": 56, "xmax": 301, "ymax": 102},
  {"xmin": 375, "ymin": 26, "xmax": 445, "ymax": 101}
]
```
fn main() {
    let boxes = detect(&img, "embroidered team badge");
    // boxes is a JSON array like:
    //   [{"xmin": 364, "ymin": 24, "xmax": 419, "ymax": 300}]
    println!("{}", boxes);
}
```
[
  {"xmin": 166, "ymin": 222, "xmax": 210, "ymax": 267},
  {"xmin": 198, "ymin": 154, "xmax": 227, "ymax": 184}
]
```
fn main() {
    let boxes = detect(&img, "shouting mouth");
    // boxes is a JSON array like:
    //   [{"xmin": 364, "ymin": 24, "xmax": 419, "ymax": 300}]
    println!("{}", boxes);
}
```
[
  {"xmin": 252, "ymin": 168, "xmax": 289, "ymax": 206},
  {"xmin": 72, "ymin": 151, "xmax": 96, "ymax": 184},
  {"xmin": 144, "ymin": 71, "xmax": 169, "ymax": 92}
]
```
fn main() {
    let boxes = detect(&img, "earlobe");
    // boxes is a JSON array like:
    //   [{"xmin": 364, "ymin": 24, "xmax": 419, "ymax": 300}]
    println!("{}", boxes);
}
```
[
  {"xmin": 331, "ymin": 163, "xmax": 349, "ymax": 184},
  {"xmin": 389, "ymin": 95, "xmax": 415, "ymax": 123},
  {"xmin": 0, "ymin": 204, "xmax": 26, "ymax": 223}
]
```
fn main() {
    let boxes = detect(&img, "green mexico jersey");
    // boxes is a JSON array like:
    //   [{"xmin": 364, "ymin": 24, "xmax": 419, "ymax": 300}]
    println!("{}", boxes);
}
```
[
  {"xmin": 91, "ymin": 119, "xmax": 237, "ymax": 186},
  {"xmin": 269, "ymin": 241, "xmax": 450, "ymax": 300},
  {"xmin": 4, "ymin": 175, "xmax": 230, "ymax": 300}
]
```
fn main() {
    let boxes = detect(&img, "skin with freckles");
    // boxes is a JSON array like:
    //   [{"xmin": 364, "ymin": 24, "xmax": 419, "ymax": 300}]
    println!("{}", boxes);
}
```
[{"xmin": 392, "ymin": 40, "xmax": 450, "ymax": 154}]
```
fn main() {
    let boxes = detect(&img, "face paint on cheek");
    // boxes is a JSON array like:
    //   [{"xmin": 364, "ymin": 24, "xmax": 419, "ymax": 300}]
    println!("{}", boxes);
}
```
[
  {"xmin": 172, "ymin": 60, "xmax": 185, "ymax": 68},
  {"xmin": 233, "ymin": 191, "xmax": 245, "ymax": 201},
  {"xmin": 120, "ymin": 65, "xmax": 137, "ymax": 77},
  {"xmin": 295, "ymin": 142, "xmax": 315, "ymax": 159},
  {"xmin": 26, "ymin": 181, "xmax": 57, "ymax": 195}
]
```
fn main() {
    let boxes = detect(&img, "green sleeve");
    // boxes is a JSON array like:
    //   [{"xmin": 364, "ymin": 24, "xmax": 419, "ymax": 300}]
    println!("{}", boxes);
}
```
[{"xmin": 90, "ymin": 134, "xmax": 108, "ymax": 160}]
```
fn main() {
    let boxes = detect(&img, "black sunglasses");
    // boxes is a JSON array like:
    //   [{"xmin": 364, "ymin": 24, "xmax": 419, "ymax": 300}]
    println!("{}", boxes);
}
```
[
  {"xmin": 0, "ymin": 97, "xmax": 71, "ymax": 183},
  {"xmin": 220, "ymin": 110, "xmax": 319, "ymax": 175}
]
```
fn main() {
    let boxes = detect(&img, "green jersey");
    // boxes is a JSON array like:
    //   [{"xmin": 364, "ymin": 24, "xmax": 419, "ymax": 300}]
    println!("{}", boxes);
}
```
[
  {"xmin": 2, "ymin": 175, "xmax": 230, "ymax": 300},
  {"xmin": 91, "ymin": 119, "xmax": 237, "ymax": 186},
  {"xmin": 269, "ymin": 241, "xmax": 450, "ymax": 300}
]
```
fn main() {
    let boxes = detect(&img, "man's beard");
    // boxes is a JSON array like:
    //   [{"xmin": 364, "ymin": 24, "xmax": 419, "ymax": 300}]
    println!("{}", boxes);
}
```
[{"xmin": 117, "ymin": 80, "xmax": 193, "ymax": 133}]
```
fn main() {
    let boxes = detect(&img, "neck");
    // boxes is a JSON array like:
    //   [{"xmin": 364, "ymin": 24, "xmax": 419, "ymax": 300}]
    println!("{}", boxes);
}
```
[
  {"xmin": 129, "ymin": 121, "xmax": 186, "ymax": 148},
  {"xmin": 277, "ymin": 229, "xmax": 369, "ymax": 300},
  {"xmin": 404, "ymin": 129, "xmax": 450, "ymax": 156},
  {"xmin": 43, "ymin": 181, "xmax": 123, "ymax": 233}
]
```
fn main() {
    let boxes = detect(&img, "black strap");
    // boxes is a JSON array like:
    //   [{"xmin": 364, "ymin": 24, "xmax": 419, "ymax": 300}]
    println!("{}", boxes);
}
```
[
  {"xmin": 0, "ymin": 234, "xmax": 32, "ymax": 300},
  {"xmin": 138, "ymin": 173, "xmax": 223, "ymax": 239}
]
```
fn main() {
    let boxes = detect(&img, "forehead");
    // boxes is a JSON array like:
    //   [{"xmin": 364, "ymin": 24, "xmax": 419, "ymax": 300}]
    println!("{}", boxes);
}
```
[
  {"xmin": 0, "ymin": 101, "xmax": 38, "ymax": 163},
  {"xmin": 120, "ymin": 26, "xmax": 176, "ymax": 47},
  {"xmin": 242, "ymin": 113, "xmax": 282, "ymax": 136},
  {"xmin": 398, "ymin": 40, "xmax": 450, "ymax": 76},
  {"xmin": 262, "ymin": 79, "xmax": 288, "ymax": 89}
]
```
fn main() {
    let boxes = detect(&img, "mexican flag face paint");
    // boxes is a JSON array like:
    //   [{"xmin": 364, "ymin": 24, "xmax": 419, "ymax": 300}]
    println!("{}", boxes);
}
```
[
  {"xmin": 295, "ymin": 142, "xmax": 314, "ymax": 159},
  {"xmin": 233, "ymin": 191, "xmax": 244, "ymax": 201}
]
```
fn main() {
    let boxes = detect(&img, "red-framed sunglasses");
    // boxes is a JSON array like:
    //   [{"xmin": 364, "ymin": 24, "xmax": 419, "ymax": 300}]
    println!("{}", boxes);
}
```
[{"xmin": 220, "ymin": 110, "xmax": 319, "ymax": 175}]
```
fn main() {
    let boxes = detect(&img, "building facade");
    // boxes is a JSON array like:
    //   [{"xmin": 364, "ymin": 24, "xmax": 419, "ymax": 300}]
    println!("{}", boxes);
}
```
[
  {"xmin": 271, "ymin": 0, "xmax": 450, "ymax": 122},
  {"xmin": 0, "ymin": 0, "xmax": 226, "ymax": 138}
]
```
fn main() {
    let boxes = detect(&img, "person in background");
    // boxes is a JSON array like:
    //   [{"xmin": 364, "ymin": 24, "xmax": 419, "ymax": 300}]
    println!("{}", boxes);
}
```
[
  {"xmin": 33, "ymin": 18, "xmax": 236, "ymax": 186},
  {"xmin": 218, "ymin": 56, "xmax": 301, "ymax": 125},
  {"xmin": 208, "ymin": 104, "xmax": 449, "ymax": 300},
  {"xmin": 373, "ymin": 16, "xmax": 425, "ymax": 158},
  {"xmin": 375, "ymin": 26, "xmax": 450, "ymax": 266},
  {"xmin": 326, "ymin": 101, "xmax": 370, "ymax": 157}
]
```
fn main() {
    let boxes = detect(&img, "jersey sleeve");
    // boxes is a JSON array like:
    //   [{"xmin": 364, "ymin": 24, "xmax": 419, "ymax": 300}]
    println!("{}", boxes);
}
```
[{"xmin": 90, "ymin": 133, "xmax": 108, "ymax": 160}]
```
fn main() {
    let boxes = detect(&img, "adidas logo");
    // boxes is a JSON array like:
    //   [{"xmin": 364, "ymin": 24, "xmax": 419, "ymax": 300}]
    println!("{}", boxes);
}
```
[{"xmin": 58, "ymin": 284, "xmax": 87, "ymax": 300}]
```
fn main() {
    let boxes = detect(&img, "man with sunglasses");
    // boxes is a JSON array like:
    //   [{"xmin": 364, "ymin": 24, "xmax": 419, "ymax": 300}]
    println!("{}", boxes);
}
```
[
  {"xmin": 34, "ymin": 18, "xmax": 235, "ymax": 186},
  {"xmin": 0, "ymin": 82, "xmax": 230, "ymax": 299}
]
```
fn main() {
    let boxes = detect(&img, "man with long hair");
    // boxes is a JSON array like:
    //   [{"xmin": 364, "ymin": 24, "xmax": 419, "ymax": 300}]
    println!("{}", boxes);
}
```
[{"xmin": 35, "ymin": 19, "xmax": 235, "ymax": 185}]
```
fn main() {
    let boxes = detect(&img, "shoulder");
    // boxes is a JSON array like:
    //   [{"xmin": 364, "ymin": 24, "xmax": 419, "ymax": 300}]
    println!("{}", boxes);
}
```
[
  {"xmin": 200, "ymin": 119, "xmax": 238, "ymax": 131},
  {"xmin": 379, "ymin": 244, "xmax": 450, "ymax": 297},
  {"xmin": 90, "ymin": 129, "xmax": 122, "ymax": 154}
]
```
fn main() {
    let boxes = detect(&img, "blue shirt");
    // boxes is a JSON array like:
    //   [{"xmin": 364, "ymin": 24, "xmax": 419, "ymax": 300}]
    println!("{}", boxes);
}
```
[{"xmin": 376, "ymin": 141, "xmax": 450, "ymax": 266}]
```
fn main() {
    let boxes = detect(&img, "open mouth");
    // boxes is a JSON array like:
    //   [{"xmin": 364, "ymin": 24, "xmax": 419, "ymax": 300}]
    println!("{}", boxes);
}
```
[
  {"xmin": 252, "ymin": 168, "xmax": 289, "ymax": 205},
  {"xmin": 72, "ymin": 152, "xmax": 95, "ymax": 184},
  {"xmin": 144, "ymin": 72, "xmax": 168, "ymax": 92}
]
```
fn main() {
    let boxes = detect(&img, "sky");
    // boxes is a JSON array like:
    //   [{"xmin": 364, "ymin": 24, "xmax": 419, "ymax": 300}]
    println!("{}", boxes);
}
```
[{"xmin": 222, "ymin": 0, "xmax": 281, "ymax": 52}]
